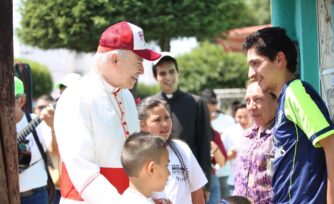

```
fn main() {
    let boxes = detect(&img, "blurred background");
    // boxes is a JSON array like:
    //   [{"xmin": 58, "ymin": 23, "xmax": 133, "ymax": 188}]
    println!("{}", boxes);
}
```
[{"xmin": 13, "ymin": 0, "xmax": 271, "ymax": 112}]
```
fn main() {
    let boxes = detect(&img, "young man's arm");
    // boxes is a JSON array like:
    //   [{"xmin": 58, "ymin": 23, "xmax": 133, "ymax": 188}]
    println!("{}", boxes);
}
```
[
  {"xmin": 191, "ymin": 189, "xmax": 205, "ymax": 204},
  {"xmin": 319, "ymin": 135, "xmax": 334, "ymax": 203}
]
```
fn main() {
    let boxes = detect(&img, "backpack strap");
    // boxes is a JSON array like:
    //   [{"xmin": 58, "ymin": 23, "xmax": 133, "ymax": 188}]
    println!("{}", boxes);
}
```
[{"xmin": 25, "ymin": 113, "xmax": 55, "ymax": 203}]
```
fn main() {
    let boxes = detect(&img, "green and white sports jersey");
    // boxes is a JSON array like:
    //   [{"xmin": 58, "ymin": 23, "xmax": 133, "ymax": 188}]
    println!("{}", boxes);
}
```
[{"xmin": 273, "ymin": 79, "xmax": 334, "ymax": 204}]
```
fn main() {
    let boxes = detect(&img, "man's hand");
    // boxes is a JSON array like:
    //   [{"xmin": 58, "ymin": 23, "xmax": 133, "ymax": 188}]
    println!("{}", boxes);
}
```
[{"xmin": 41, "ymin": 103, "xmax": 55, "ymax": 129}]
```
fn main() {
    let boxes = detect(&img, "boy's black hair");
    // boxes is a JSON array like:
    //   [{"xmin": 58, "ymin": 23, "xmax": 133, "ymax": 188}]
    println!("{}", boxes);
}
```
[
  {"xmin": 121, "ymin": 132, "xmax": 168, "ymax": 177},
  {"xmin": 223, "ymin": 195, "xmax": 252, "ymax": 204}
]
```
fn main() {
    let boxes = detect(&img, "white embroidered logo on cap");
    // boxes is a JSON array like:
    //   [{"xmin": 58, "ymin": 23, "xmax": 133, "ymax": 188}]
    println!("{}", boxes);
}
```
[{"xmin": 138, "ymin": 31, "xmax": 144, "ymax": 41}]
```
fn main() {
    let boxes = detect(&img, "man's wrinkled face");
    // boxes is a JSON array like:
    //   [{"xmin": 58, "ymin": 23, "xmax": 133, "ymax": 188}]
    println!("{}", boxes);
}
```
[{"xmin": 115, "ymin": 51, "xmax": 144, "ymax": 89}]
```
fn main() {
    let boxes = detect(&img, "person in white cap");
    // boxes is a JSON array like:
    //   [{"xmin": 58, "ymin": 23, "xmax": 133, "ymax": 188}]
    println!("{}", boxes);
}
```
[
  {"xmin": 54, "ymin": 21, "xmax": 161, "ymax": 204},
  {"xmin": 56, "ymin": 73, "xmax": 82, "ymax": 94},
  {"xmin": 151, "ymin": 52, "xmax": 212, "ymax": 201}
]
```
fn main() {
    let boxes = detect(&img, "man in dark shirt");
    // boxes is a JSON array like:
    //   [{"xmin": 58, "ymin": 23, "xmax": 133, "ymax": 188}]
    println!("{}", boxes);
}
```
[{"xmin": 152, "ymin": 52, "xmax": 212, "ymax": 197}]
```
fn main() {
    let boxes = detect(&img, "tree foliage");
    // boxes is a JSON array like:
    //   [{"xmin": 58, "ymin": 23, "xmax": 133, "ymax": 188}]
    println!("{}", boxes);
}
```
[
  {"xmin": 136, "ymin": 83, "xmax": 160, "ymax": 99},
  {"xmin": 245, "ymin": 0, "xmax": 271, "ymax": 25},
  {"xmin": 15, "ymin": 58, "xmax": 53, "ymax": 99},
  {"xmin": 177, "ymin": 42, "xmax": 248, "ymax": 94},
  {"xmin": 18, "ymin": 0, "xmax": 257, "ymax": 51}
]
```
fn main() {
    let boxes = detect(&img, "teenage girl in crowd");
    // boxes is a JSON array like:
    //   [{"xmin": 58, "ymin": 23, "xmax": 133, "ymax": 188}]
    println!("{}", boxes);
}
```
[{"xmin": 138, "ymin": 98, "xmax": 208, "ymax": 204}]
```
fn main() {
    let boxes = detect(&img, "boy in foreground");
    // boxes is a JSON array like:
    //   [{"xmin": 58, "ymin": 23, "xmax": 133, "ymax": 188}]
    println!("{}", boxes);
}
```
[{"xmin": 121, "ymin": 132, "xmax": 170, "ymax": 204}]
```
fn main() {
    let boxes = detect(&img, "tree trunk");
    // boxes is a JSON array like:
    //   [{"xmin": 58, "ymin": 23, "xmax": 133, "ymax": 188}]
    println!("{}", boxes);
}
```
[
  {"xmin": 0, "ymin": 0, "xmax": 20, "ymax": 203},
  {"xmin": 158, "ymin": 38, "xmax": 171, "ymax": 52}
]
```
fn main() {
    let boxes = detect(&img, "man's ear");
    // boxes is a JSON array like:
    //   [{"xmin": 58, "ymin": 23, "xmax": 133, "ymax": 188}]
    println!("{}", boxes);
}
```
[
  {"xmin": 140, "ymin": 122, "xmax": 146, "ymax": 131},
  {"xmin": 109, "ymin": 53, "xmax": 118, "ymax": 67},
  {"xmin": 276, "ymin": 51, "xmax": 286, "ymax": 65},
  {"xmin": 147, "ymin": 161, "xmax": 155, "ymax": 176},
  {"xmin": 19, "ymin": 95, "xmax": 26, "ymax": 108}
]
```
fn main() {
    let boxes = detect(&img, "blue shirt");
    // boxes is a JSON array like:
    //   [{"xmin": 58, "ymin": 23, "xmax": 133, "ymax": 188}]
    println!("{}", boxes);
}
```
[{"xmin": 273, "ymin": 79, "xmax": 334, "ymax": 204}]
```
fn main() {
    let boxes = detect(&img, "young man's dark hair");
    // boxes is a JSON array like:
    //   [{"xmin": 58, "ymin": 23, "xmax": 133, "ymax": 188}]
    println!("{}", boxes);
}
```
[
  {"xmin": 242, "ymin": 27, "xmax": 298, "ymax": 73},
  {"xmin": 121, "ymin": 132, "xmax": 168, "ymax": 177},
  {"xmin": 152, "ymin": 53, "xmax": 178, "ymax": 78}
]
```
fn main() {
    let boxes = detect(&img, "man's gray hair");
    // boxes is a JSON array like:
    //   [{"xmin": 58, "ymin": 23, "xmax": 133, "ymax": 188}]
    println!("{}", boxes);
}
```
[{"xmin": 94, "ymin": 49, "xmax": 127, "ymax": 66}]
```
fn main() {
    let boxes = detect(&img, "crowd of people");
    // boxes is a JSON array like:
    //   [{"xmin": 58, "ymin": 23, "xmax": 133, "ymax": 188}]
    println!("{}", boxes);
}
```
[{"xmin": 14, "ymin": 21, "xmax": 334, "ymax": 204}]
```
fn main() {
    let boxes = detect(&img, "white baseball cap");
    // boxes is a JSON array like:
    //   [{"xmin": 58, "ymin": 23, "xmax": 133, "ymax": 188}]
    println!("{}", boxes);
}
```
[
  {"xmin": 56, "ymin": 73, "xmax": 82, "ymax": 88},
  {"xmin": 152, "ymin": 52, "xmax": 176, "ymax": 66}
]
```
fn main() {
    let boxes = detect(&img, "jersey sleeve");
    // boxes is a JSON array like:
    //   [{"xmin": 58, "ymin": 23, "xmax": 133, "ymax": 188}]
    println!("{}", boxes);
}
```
[{"xmin": 284, "ymin": 80, "xmax": 334, "ymax": 147}]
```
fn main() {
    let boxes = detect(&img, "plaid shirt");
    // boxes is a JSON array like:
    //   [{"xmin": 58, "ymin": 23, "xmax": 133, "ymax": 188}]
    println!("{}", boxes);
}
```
[{"xmin": 233, "ymin": 124, "xmax": 275, "ymax": 204}]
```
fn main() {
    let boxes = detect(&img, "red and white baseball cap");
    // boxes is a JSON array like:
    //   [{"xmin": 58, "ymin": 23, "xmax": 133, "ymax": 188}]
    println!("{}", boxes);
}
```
[{"xmin": 98, "ymin": 21, "xmax": 161, "ymax": 61}]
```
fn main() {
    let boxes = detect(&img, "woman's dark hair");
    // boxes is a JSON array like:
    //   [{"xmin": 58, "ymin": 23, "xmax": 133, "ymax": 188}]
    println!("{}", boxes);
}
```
[
  {"xmin": 200, "ymin": 88, "xmax": 218, "ymax": 104},
  {"xmin": 231, "ymin": 100, "xmax": 241, "ymax": 118},
  {"xmin": 137, "ymin": 97, "xmax": 188, "ymax": 182}
]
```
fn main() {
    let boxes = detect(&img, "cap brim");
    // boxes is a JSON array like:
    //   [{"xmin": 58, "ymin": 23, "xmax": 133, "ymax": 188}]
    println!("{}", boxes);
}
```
[
  {"xmin": 133, "ymin": 49, "xmax": 161, "ymax": 61},
  {"xmin": 152, "ymin": 52, "xmax": 175, "ymax": 66}
]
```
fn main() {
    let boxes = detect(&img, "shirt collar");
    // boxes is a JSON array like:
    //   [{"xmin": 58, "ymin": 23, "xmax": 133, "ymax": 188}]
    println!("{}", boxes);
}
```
[
  {"xmin": 161, "ymin": 89, "xmax": 182, "ymax": 100},
  {"xmin": 246, "ymin": 120, "xmax": 275, "ymax": 139},
  {"xmin": 96, "ymin": 72, "xmax": 121, "ymax": 94}
]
